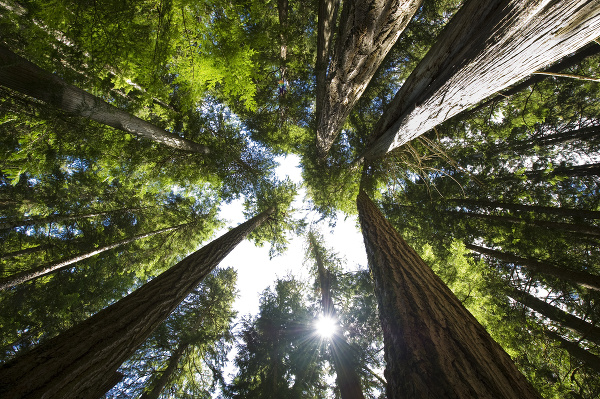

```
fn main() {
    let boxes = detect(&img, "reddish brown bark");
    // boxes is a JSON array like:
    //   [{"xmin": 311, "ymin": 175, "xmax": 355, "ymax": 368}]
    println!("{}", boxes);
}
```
[
  {"xmin": 0, "ymin": 208, "xmax": 274, "ymax": 399},
  {"xmin": 357, "ymin": 190, "xmax": 541, "ymax": 398}
]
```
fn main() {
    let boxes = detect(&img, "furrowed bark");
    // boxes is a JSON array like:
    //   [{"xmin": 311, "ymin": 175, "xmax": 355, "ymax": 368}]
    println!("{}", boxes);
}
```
[
  {"xmin": 315, "ymin": 0, "xmax": 423, "ymax": 160},
  {"xmin": 466, "ymin": 243, "xmax": 600, "ymax": 291},
  {"xmin": 309, "ymin": 232, "xmax": 365, "ymax": 399},
  {"xmin": 509, "ymin": 287, "xmax": 600, "ymax": 345},
  {"xmin": 0, "ymin": 46, "xmax": 210, "ymax": 154},
  {"xmin": 357, "ymin": 190, "xmax": 541, "ymax": 398},
  {"xmin": 315, "ymin": 0, "xmax": 340, "ymax": 129},
  {"xmin": 360, "ymin": 0, "xmax": 600, "ymax": 161},
  {"xmin": 0, "ymin": 223, "xmax": 185, "ymax": 291},
  {"xmin": 0, "ymin": 207, "xmax": 274, "ymax": 399}
]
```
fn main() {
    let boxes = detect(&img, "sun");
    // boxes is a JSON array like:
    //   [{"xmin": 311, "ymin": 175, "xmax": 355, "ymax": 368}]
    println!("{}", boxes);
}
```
[{"xmin": 315, "ymin": 315, "xmax": 338, "ymax": 339}]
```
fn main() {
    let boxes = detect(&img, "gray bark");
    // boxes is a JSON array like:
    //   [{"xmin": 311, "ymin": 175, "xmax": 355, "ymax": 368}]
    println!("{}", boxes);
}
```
[
  {"xmin": 0, "ymin": 207, "xmax": 274, "ymax": 399},
  {"xmin": 466, "ymin": 243, "xmax": 600, "ymax": 291},
  {"xmin": 360, "ymin": 0, "xmax": 600, "ymax": 161},
  {"xmin": 0, "ymin": 46, "xmax": 210, "ymax": 154},
  {"xmin": 357, "ymin": 190, "xmax": 541, "ymax": 398},
  {"xmin": 315, "ymin": 0, "xmax": 423, "ymax": 160}
]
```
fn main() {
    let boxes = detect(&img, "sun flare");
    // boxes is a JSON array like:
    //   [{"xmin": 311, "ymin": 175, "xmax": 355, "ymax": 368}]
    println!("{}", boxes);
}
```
[{"xmin": 315, "ymin": 315, "xmax": 338, "ymax": 339}]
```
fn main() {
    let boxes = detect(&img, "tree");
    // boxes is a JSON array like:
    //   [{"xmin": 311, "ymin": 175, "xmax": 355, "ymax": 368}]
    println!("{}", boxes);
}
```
[
  {"xmin": 0, "ymin": 207, "xmax": 274, "ymax": 399},
  {"xmin": 360, "ymin": 0, "xmax": 600, "ymax": 161},
  {"xmin": 356, "ymin": 188, "xmax": 541, "ymax": 398}
]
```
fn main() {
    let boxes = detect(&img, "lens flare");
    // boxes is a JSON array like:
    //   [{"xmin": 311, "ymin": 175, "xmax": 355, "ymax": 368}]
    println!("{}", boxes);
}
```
[{"xmin": 315, "ymin": 315, "xmax": 337, "ymax": 339}]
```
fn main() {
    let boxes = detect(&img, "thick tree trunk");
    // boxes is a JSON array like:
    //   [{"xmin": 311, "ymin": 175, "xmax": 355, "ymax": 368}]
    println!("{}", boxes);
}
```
[
  {"xmin": 139, "ymin": 343, "xmax": 188, "ymax": 399},
  {"xmin": 0, "ymin": 223, "xmax": 186, "ymax": 291},
  {"xmin": 0, "ymin": 207, "xmax": 273, "ymax": 399},
  {"xmin": 315, "ymin": 0, "xmax": 340, "ymax": 127},
  {"xmin": 356, "ymin": 190, "xmax": 541, "ymax": 398},
  {"xmin": 315, "ymin": 0, "xmax": 423, "ymax": 160},
  {"xmin": 508, "ymin": 287, "xmax": 600, "ymax": 345},
  {"xmin": 0, "ymin": 46, "xmax": 210, "ymax": 154},
  {"xmin": 0, "ymin": 207, "xmax": 146, "ymax": 230},
  {"xmin": 309, "ymin": 233, "xmax": 365, "ymax": 399},
  {"xmin": 466, "ymin": 243, "xmax": 600, "ymax": 291},
  {"xmin": 360, "ymin": 0, "xmax": 600, "ymax": 161},
  {"xmin": 448, "ymin": 198, "xmax": 600, "ymax": 220},
  {"xmin": 544, "ymin": 329, "xmax": 600, "ymax": 374}
]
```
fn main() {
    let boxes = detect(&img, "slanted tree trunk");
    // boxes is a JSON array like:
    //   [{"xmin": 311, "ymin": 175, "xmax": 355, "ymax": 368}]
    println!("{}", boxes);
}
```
[
  {"xmin": 466, "ymin": 243, "xmax": 600, "ymax": 291},
  {"xmin": 309, "ymin": 232, "xmax": 365, "ymax": 399},
  {"xmin": 0, "ymin": 46, "xmax": 210, "ymax": 154},
  {"xmin": 315, "ymin": 0, "xmax": 423, "ymax": 160},
  {"xmin": 508, "ymin": 287, "xmax": 600, "ymax": 345},
  {"xmin": 0, "ymin": 244, "xmax": 50, "ymax": 260},
  {"xmin": 508, "ymin": 125, "xmax": 600, "ymax": 153},
  {"xmin": 139, "ymin": 343, "xmax": 188, "ymax": 399},
  {"xmin": 0, "ymin": 207, "xmax": 274, "ymax": 399},
  {"xmin": 525, "ymin": 162, "xmax": 600, "ymax": 179},
  {"xmin": 544, "ymin": 329, "xmax": 600, "ymax": 374},
  {"xmin": 356, "ymin": 190, "xmax": 541, "ymax": 398},
  {"xmin": 0, "ymin": 223, "xmax": 188, "ymax": 291},
  {"xmin": 448, "ymin": 198, "xmax": 600, "ymax": 220},
  {"xmin": 360, "ymin": 0, "xmax": 600, "ymax": 161}
]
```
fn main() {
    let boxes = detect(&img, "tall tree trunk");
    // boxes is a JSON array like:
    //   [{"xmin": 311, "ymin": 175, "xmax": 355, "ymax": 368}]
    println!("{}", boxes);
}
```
[
  {"xmin": 0, "ymin": 46, "xmax": 210, "ymax": 154},
  {"xmin": 508, "ymin": 287, "xmax": 600, "ymax": 346},
  {"xmin": 356, "ymin": 190, "xmax": 541, "ymax": 398},
  {"xmin": 360, "ymin": 0, "xmax": 600, "ymax": 161},
  {"xmin": 315, "ymin": 0, "xmax": 423, "ymax": 160},
  {"xmin": 508, "ymin": 125, "xmax": 600, "ymax": 153},
  {"xmin": 0, "ymin": 223, "xmax": 187, "ymax": 291},
  {"xmin": 0, "ymin": 244, "xmax": 50, "ymax": 260},
  {"xmin": 0, "ymin": 207, "xmax": 147, "ymax": 230},
  {"xmin": 466, "ymin": 243, "xmax": 600, "ymax": 291},
  {"xmin": 315, "ymin": 0, "xmax": 340, "ymax": 130},
  {"xmin": 466, "ymin": 43, "xmax": 600, "ymax": 117},
  {"xmin": 308, "ymin": 232, "xmax": 365, "ymax": 399},
  {"xmin": 277, "ymin": 0, "xmax": 289, "ymax": 77},
  {"xmin": 544, "ymin": 329, "xmax": 600, "ymax": 374},
  {"xmin": 0, "ymin": 207, "xmax": 274, "ymax": 399},
  {"xmin": 456, "ymin": 210, "xmax": 600, "ymax": 238},
  {"xmin": 448, "ymin": 198, "xmax": 600, "ymax": 220},
  {"xmin": 525, "ymin": 162, "xmax": 600, "ymax": 179},
  {"xmin": 139, "ymin": 342, "xmax": 188, "ymax": 399}
]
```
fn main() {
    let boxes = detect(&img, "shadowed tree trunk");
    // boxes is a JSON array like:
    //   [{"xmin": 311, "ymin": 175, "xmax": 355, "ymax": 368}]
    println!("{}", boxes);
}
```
[
  {"xmin": 0, "ymin": 223, "xmax": 189, "ymax": 291},
  {"xmin": 315, "ymin": 0, "xmax": 423, "ymax": 160},
  {"xmin": 544, "ymin": 329, "xmax": 600, "ymax": 374},
  {"xmin": 360, "ymin": 0, "xmax": 600, "ymax": 161},
  {"xmin": 0, "ymin": 244, "xmax": 50, "ymax": 260},
  {"xmin": 525, "ymin": 162, "xmax": 600, "ymax": 179},
  {"xmin": 277, "ymin": 0, "xmax": 288, "ymax": 78},
  {"xmin": 0, "ymin": 46, "xmax": 210, "ymax": 154},
  {"xmin": 315, "ymin": 0, "xmax": 340, "ymax": 127},
  {"xmin": 448, "ymin": 198, "xmax": 600, "ymax": 220},
  {"xmin": 508, "ymin": 287, "xmax": 600, "ymax": 345},
  {"xmin": 309, "ymin": 232, "xmax": 365, "ymax": 399},
  {"xmin": 356, "ymin": 190, "xmax": 541, "ymax": 398},
  {"xmin": 0, "ymin": 207, "xmax": 274, "ymax": 399},
  {"xmin": 139, "ymin": 342, "xmax": 188, "ymax": 399},
  {"xmin": 466, "ymin": 243, "xmax": 600, "ymax": 291}
]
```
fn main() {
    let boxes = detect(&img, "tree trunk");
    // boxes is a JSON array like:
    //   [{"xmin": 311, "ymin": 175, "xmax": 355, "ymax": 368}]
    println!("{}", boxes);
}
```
[
  {"xmin": 0, "ymin": 223, "xmax": 187, "ymax": 291},
  {"xmin": 0, "ymin": 244, "xmax": 50, "ymax": 260},
  {"xmin": 466, "ymin": 243, "xmax": 600, "ymax": 291},
  {"xmin": 0, "ymin": 207, "xmax": 146, "ymax": 230},
  {"xmin": 139, "ymin": 342, "xmax": 188, "ymax": 399},
  {"xmin": 309, "ymin": 232, "xmax": 365, "ymax": 399},
  {"xmin": 360, "ymin": 0, "xmax": 600, "ymax": 161},
  {"xmin": 315, "ymin": 0, "xmax": 423, "ymax": 160},
  {"xmin": 0, "ymin": 46, "xmax": 210, "ymax": 154},
  {"xmin": 508, "ymin": 125, "xmax": 600, "ymax": 153},
  {"xmin": 356, "ymin": 190, "xmax": 541, "ymax": 398},
  {"xmin": 0, "ymin": 207, "xmax": 274, "ymax": 399},
  {"xmin": 508, "ymin": 287, "xmax": 600, "ymax": 345},
  {"xmin": 544, "ymin": 329, "xmax": 600, "ymax": 374},
  {"xmin": 448, "ymin": 198, "xmax": 600, "ymax": 220},
  {"xmin": 466, "ymin": 43, "xmax": 600, "ymax": 117},
  {"xmin": 277, "ymin": 0, "xmax": 289, "ymax": 77},
  {"xmin": 315, "ymin": 0, "xmax": 340, "ymax": 131},
  {"xmin": 525, "ymin": 162, "xmax": 600, "ymax": 179}
]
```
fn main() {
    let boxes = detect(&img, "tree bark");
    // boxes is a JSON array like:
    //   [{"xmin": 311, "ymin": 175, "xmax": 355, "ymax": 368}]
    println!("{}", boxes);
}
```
[
  {"xmin": 0, "ymin": 46, "xmax": 210, "ymax": 154},
  {"xmin": 512, "ymin": 125, "xmax": 600, "ymax": 152},
  {"xmin": 315, "ymin": 0, "xmax": 340, "ymax": 130},
  {"xmin": 508, "ymin": 287, "xmax": 600, "ymax": 346},
  {"xmin": 466, "ymin": 243, "xmax": 600, "ymax": 291},
  {"xmin": 277, "ymin": 0, "xmax": 289, "ymax": 77},
  {"xmin": 525, "ymin": 162, "xmax": 600, "ymax": 179},
  {"xmin": 309, "ymin": 232, "xmax": 365, "ymax": 399},
  {"xmin": 360, "ymin": 0, "xmax": 600, "ymax": 161},
  {"xmin": 0, "ymin": 244, "xmax": 50, "ymax": 260},
  {"xmin": 0, "ymin": 207, "xmax": 274, "ymax": 399},
  {"xmin": 544, "ymin": 329, "xmax": 600, "ymax": 374},
  {"xmin": 356, "ymin": 190, "xmax": 541, "ymax": 398},
  {"xmin": 315, "ymin": 0, "xmax": 423, "ymax": 160},
  {"xmin": 0, "ymin": 223, "xmax": 186, "ymax": 291},
  {"xmin": 139, "ymin": 343, "xmax": 188, "ymax": 399},
  {"xmin": 449, "ymin": 198, "xmax": 600, "ymax": 220}
]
